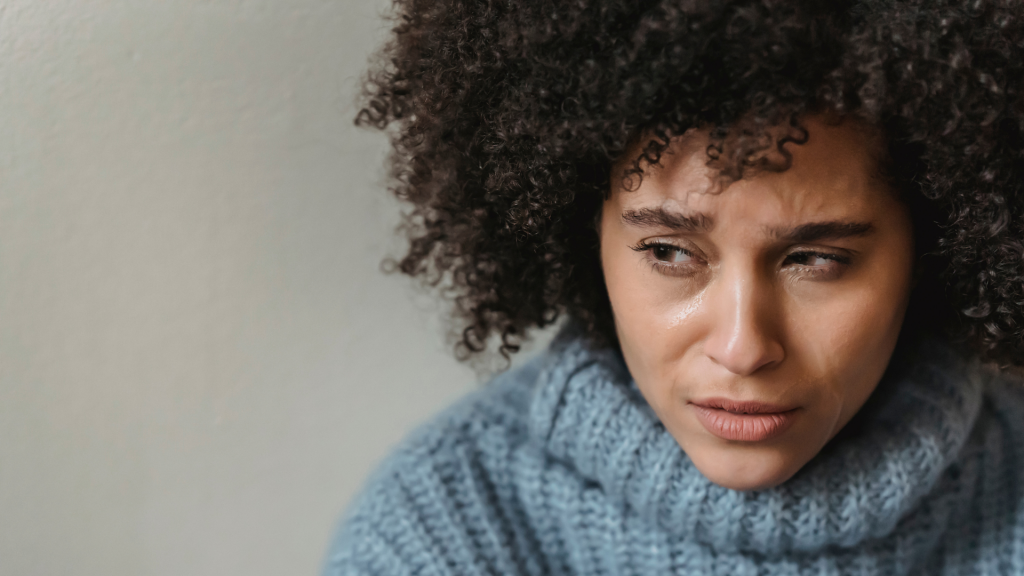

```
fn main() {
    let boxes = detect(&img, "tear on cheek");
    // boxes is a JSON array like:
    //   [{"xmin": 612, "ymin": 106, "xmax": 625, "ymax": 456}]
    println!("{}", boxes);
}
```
[{"xmin": 667, "ymin": 288, "xmax": 706, "ymax": 329}]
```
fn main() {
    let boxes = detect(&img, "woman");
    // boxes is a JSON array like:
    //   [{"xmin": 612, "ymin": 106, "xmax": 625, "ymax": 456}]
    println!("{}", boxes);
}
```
[{"xmin": 327, "ymin": 0, "xmax": 1024, "ymax": 573}]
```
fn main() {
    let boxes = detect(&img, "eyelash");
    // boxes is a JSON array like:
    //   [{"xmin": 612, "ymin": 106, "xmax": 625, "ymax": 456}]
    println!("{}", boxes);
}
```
[
  {"xmin": 630, "ymin": 240, "xmax": 702, "ymax": 275},
  {"xmin": 783, "ymin": 251, "xmax": 851, "ymax": 266},
  {"xmin": 630, "ymin": 240, "xmax": 852, "ymax": 277}
]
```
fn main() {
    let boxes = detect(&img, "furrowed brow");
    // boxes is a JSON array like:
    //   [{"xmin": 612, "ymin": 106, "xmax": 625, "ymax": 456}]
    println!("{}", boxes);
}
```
[
  {"xmin": 621, "ymin": 207, "xmax": 713, "ymax": 232},
  {"xmin": 771, "ymin": 221, "xmax": 874, "ymax": 243}
]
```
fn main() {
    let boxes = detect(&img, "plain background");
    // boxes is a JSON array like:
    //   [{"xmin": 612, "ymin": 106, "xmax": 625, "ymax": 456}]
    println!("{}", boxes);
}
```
[{"xmin": 0, "ymin": 1, "xmax": 552, "ymax": 574}]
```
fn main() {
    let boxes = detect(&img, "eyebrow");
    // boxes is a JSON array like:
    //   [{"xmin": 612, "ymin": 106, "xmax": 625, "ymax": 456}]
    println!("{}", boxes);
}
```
[
  {"xmin": 769, "ymin": 221, "xmax": 875, "ymax": 243},
  {"xmin": 620, "ymin": 207, "xmax": 713, "ymax": 232},
  {"xmin": 621, "ymin": 207, "xmax": 874, "ymax": 242}
]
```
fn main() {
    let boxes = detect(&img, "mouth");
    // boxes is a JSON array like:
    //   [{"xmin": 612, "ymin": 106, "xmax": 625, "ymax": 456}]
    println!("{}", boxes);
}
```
[{"xmin": 689, "ymin": 398, "xmax": 799, "ymax": 442}]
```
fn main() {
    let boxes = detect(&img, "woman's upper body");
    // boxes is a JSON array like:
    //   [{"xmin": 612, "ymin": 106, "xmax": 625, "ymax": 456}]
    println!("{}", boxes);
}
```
[
  {"xmin": 331, "ymin": 0, "xmax": 1024, "ymax": 573},
  {"xmin": 325, "ymin": 330, "xmax": 1024, "ymax": 575}
]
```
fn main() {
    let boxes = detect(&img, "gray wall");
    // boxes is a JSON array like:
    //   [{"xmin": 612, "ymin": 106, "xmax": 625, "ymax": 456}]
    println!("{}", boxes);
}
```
[{"xmin": 0, "ymin": 2, "xmax": 548, "ymax": 574}]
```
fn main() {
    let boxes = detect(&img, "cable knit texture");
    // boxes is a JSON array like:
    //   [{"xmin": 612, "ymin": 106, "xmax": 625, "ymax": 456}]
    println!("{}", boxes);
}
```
[{"xmin": 325, "ymin": 335, "xmax": 1024, "ymax": 575}]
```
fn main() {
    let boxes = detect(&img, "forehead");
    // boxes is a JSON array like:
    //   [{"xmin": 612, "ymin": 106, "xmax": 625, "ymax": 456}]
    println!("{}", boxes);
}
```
[{"xmin": 614, "ymin": 117, "xmax": 889, "ymax": 224}]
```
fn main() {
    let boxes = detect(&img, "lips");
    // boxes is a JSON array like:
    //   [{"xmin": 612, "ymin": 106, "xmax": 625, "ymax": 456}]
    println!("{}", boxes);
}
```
[{"xmin": 690, "ymin": 397, "xmax": 799, "ymax": 442}]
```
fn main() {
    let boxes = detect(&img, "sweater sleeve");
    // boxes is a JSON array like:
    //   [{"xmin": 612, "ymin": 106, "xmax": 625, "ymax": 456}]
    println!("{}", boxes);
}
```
[
  {"xmin": 983, "ymin": 373, "xmax": 1024, "ymax": 574},
  {"xmin": 322, "ymin": 458, "xmax": 444, "ymax": 576},
  {"xmin": 323, "ymin": 370, "xmax": 541, "ymax": 576}
]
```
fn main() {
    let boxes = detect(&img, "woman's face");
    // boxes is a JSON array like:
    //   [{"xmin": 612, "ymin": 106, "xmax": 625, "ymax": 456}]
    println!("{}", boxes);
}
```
[{"xmin": 599, "ymin": 116, "xmax": 915, "ymax": 491}]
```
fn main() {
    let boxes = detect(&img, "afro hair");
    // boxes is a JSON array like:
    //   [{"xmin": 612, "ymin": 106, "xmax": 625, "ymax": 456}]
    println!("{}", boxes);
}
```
[{"xmin": 358, "ymin": 0, "xmax": 1024, "ymax": 365}]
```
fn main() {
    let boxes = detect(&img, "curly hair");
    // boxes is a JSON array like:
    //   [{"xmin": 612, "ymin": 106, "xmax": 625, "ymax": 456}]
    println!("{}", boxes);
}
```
[{"xmin": 357, "ymin": 0, "xmax": 1024, "ymax": 365}]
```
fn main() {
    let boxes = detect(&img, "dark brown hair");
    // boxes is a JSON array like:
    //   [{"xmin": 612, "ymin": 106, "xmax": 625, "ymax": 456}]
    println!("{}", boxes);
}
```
[{"xmin": 358, "ymin": 0, "xmax": 1024, "ymax": 365}]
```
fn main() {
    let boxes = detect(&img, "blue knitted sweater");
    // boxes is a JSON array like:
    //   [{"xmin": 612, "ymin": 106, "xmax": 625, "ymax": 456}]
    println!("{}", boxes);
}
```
[{"xmin": 325, "ymin": 336, "xmax": 1024, "ymax": 575}]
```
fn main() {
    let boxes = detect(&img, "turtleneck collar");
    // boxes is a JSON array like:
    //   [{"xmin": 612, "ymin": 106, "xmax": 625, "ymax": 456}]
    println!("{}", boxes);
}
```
[{"xmin": 527, "ymin": 335, "xmax": 984, "ymax": 555}]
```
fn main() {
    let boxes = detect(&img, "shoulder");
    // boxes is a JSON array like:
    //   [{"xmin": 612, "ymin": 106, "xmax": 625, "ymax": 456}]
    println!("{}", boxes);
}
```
[
  {"xmin": 973, "ymin": 369, "xmax": 1024, "ymax": 561},
  {"xmin": 982, "ymin": 365, "xmax": 1024, "ymax": 418},
  {"xmin": 323, "ymin": 354, "xmax": 548, "ymax": 576},
  {"xmin": 981, "ymin": 368, "xmax": 1024, "ymax": 436}
]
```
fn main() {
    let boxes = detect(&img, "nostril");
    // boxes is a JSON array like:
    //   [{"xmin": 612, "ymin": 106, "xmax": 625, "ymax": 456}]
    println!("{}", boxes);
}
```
[
  {"xmin": 705, "ymin": 329, "xmax": 784, "ymax": 376},
  {"xmin": 701, "ymin": 276, "xmax": 784, "ymax": 375}
]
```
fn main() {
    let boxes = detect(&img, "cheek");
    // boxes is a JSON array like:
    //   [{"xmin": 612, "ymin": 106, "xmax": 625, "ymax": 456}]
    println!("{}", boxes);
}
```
[
  {"xmin": 788, "ymin": 259, "xmax": 913, "ymax": 427},
  {"xmin": 600, "ymin": 229, "xmax": 708, "ymax": 408},
  {"xmin": 602, "ymin": 251, "xmax": 706, "ymax": 379},
  {"xmin": 602, "ymin": 248, "xmax": 661, "ymax": 379}
]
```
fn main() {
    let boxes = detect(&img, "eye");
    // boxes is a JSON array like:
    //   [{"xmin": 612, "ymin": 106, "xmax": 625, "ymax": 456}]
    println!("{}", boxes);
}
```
[
  {"xmin": 782, "ymin": 250, "xmax": 851, "ymax": 278},
  {"xmin": 630, "ymin": 240, "xmax": 704, "ymax": 276},
  {"xmin": 785, "ymin": 252, "xmax": 841, "ymax": 267},
  {"xmin": 649, "ymin": 243, "xmax": 694, "ymax": 263}
]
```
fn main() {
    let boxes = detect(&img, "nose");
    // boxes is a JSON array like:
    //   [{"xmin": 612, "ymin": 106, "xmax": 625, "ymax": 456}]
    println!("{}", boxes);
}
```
[{"xmin": 702, "ymin": 267, "xmax": 785, "ymax": 376}]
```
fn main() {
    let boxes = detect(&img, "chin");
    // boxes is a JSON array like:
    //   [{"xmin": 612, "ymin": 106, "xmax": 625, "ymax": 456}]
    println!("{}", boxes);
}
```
[{"xmin": 689, "ymin": 447, "xmax": 804, "ymax": 492}]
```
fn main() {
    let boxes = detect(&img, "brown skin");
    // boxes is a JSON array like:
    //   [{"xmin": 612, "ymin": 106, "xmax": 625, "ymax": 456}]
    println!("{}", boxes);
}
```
[{"xmin": 600, "ymin": 116, "xmax": 915, "ymax": 491}]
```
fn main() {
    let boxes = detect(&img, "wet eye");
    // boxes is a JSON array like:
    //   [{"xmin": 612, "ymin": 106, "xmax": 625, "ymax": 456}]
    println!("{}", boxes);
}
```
[
  {"xmin": 649, "ymin": 243, "xmax": 693, "ymax": 263},
  {"xmin": 785, "ymin": 252, "xmax": 839, "ymax": 267},
  {"xmin": 783, "ymin": 251, "xmax": 852, "ymax": 281},
  {"xmin": 630, "ymin": 240, "xmax": 704, "ymax": 277}
]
